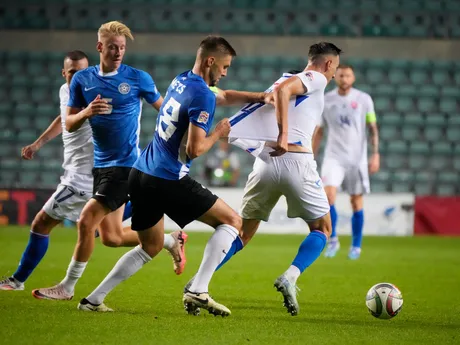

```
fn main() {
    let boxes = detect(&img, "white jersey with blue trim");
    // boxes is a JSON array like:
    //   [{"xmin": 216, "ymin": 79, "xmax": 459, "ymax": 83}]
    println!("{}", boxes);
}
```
[
  {"xmin": 134, "ymin": 71, "xmax": 216, "ymax": 180},
  {"xmin": 68, "ymin": 64, "xmax": 161, "ymax": 168},
  {"xmin": 229, "ymin": 71, "xmax": 327, "ymax": 155},
  {"xmin": 58, "ymin": 83, "xmax": 93, "ymax": 192}
]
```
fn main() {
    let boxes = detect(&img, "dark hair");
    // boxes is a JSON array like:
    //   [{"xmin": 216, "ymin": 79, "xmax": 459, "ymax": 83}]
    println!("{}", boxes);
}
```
[
  {"xmin": 64, "ymin": 50, "xmax": 89, "ymax": 62},
  {"xmin": 308, "ymin": 42, "xmax": 342, "ymax": 64},
  {"xmin": 287, "ymin": 69, "xmax": 303, "ymax": 74},
  {"xmin": 337, "ymin": 64, "xmax": 354, "ymax": 71},
  {"xmin": 198, "ymin": 36, "xmax": 237, "ymax": 58}
]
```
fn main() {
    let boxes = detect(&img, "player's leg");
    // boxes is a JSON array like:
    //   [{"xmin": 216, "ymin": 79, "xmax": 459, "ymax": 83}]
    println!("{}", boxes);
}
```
[
  {"xmin": 0, "ymin": 210, "xmax": 60, "ymax": 291},
  {"xmin": 121, "ymin": 201, "xmax": 188, "ymax": 275},
  {"xmin": 274, "ymin": 153, "xmax": 331, "ymax": 315},
  {"xmin": 344, "ymin": 165, "xmax": 369, "ymax": 260},
  {"xmin": 32, "ymin": 198, "xmax": 109, "ymax": 300},
  {"xmin": 213, "ymin": 156, "xmax": 281, "ymax": 272},
  {"xmin": 79, "ymin": 218, "xmax": 164, "ymax": 312},
  {"xmin": 321, "ymin": 159, "xmax": 345, "ymax": 257},
  {"xmin": 349, "ymin": 194, "xmax": 364, "ymax": 259},
  {"xmin": 79, "ymin": 168, "xmax": 165, "ymax": 311}
]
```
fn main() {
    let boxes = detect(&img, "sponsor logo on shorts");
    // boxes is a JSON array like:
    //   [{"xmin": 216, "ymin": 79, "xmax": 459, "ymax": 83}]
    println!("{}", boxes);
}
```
[
  {"xmin": 197, "ymin": 111, "xmax": 209, "ymax": 124},
  {"xmin": 315, "ymin": 179, "xmax": 322, "ymax": 188}
]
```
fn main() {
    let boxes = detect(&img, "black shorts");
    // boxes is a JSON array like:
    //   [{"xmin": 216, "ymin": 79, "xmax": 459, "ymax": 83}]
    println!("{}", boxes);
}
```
[
  {"xmin": 128, "ymin": 168, "xmax": 218, "ymax": 231},
  {"xmin": 92, "ymin": 167, "xmax": 131, "ymax": 211}
]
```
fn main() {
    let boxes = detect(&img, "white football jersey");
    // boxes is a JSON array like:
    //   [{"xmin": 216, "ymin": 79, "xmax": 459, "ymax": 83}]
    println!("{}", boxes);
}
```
[
  {"xmin": 320, "ymin": 87, "xmax": 376, "ymax": 165},
  {"xmin": 59, "ymin": 83, "xmax": 93, "ymax": 192},
  {"xmin": 229, "ymin": 71, "xmax": 327, "ymax": 154}
]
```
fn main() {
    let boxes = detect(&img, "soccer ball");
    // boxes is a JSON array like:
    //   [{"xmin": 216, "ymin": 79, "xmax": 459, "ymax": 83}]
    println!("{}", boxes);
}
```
[{"xmin": 365, "ymin": 283, "xmax": 403, "ymax": 319}]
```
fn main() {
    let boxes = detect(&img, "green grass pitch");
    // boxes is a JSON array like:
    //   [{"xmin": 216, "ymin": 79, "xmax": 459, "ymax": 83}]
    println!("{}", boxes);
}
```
[{"xmin": 1, "ymin": 226, "xmax": 459, "ymax": 345}]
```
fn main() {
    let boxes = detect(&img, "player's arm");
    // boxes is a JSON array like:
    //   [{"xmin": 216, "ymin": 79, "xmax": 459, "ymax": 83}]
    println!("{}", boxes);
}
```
[
  {"xmin": 65, "ymin": 95, "xmax": 109, "ymax": 132},
  {"xmin": 312, "ymin": 125, "xmax": 324, "ymax": 156},
  {"xmin": 150, "ymin": 96, "xmax": 164, "ymax": 111},
  {"xmin": 186, "ymin": 120, "xmax": 230, "ymax": 159},
  {"xmin": 270, "ymin": 75, "xmax": 308, "ymax": 156},
  {"xmin": 139, "ymin": 70, "xmax": 164, "ymax": 112},
  {"xmin": 366, "ymin": 97, "xmax": 380, "ymax": 174},
  {"xmin": 186, "ymin": 92, "xmax": 229, "ymax": 159},
  {"xmin": 21, "ymin": 114, "xmax": 61, "ymax": 160},
  {"xmin": 210, "ymin": 86, "xmax": 268, "ymax": 106}
]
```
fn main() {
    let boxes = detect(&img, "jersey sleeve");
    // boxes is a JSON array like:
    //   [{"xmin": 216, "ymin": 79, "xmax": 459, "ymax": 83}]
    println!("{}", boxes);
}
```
[
  {"xmin": 139, "ymin": 70, "xmax": 161, "ymax": 104},
  {"xmin": 365, "ymin": 95, "xmax": 377, "ymax": 123},
  {"xmin": 296, "ymin": 71, "xmax": 327, "ymax": 94},
  {"xmin": 189, "ymin": 91, "xmax": 216, "ymax": 134},
  {"xmin": 67, "ymin": 73, "xmax": 87, "ymax": 109}
]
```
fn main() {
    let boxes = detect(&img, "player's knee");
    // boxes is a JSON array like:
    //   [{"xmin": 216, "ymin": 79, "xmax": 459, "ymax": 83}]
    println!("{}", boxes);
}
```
[
  {"xmin": 78, "ymin": 214, "xmax": 96, "ymax": 236},
  {"xmin": 31, "ymin": 215, "xmax": 52, "ymax": 235},
  {"xmin": 227, "ymin": 213, "xmax": 242, "ymax": 232},
  {"xmin": 100, "ymin": 235, "xmax": 123, "ymax": 248},
  {"xmin": 350, "ymin": 195, "xmax": 363, "ymax": 212},
  {"xmin": 308, "ymin": 217, "xmax": 332, "ymax": 238}
]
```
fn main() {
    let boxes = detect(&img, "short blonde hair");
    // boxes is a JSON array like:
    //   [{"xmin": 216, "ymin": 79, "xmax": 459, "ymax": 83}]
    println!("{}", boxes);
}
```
[{"xmin": 98, "ymin": 21, "xmax": 134, "ymax": 41}]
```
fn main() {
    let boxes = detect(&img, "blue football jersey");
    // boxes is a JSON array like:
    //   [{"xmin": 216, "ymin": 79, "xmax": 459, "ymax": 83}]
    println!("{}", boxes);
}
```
[
  {"xmin": 68, "ymin": 64, "xmax": 161, "ymax": 168},
  {"xmin": 134, "ymin": 71, "xmax": 216, "ymax": 180}
]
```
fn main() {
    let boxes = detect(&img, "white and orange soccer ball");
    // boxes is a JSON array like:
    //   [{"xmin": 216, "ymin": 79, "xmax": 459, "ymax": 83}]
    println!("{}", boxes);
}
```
[{"xmin": 365, "ymin": 283, "xmax": 403, "ymax": 319}]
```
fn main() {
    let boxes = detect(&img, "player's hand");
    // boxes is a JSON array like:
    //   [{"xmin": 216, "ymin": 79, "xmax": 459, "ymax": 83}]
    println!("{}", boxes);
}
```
[
  {"xmin": 369, "ymin": 153, "xmax": 380, "ymax": 174},
  {"xmin": 270, "ymin": 132, "xmax": 288, "ymax": 157},
  {"xmin": 21, "ymin": 143, "xmax": 39, "ymax": 160},
  {"xmin": 86, "ymin": 95, "xmax": 110, "ymax": 117},
  {"xmin": 215, "ymin": 118, "xmax": 231, "ymax": 138},
  {"xmin": 264, "ymin": 92, "xmax": 275, "ymax": 106}
]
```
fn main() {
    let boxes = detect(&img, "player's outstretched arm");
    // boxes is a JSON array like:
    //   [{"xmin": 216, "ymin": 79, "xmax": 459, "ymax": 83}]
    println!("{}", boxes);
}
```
[
  {"xmin": 65, "ymin": 95, "xmax": 109, "ymax": 132},
  {"xmin": 186, "ymin": 119, "xmax": 231, "ymax": 159},
  {"xmin": 21, "ymin": 114, "xmax": 62, "ymax": 160},
  {"xmin": 312, "ymin": 126, "xmax": 324, "ymax": 156},
  {"xmin": 212, "ymin": 87, "xmax": 267, "ymax": 106}
]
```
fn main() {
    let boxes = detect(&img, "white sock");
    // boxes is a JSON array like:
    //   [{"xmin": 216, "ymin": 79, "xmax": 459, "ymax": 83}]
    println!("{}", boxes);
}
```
[
  {"xmin": 163, "ymin": 234, "xmax": 175, "ymax": 251},
  {"xmin": 284, "ymin": 265, "xmax": 301, "ymax": 283},
  {"xmin": 60, "ymin": 258, "xmax": 87, "ymax": 294},
  {"xmin": 189, "ymin": 224, "xmax": 238, "ymax": 293},
  {"xmin": 86, "ymin": 245, "xmax": 151, "ymax": 305}
]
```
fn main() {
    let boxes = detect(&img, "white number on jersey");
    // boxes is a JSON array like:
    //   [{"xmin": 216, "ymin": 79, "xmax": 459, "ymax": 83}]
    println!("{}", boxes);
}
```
[
  {"xmin": 101, "ymin": 98, "xmax": 113, "ymax": 115},
  {"xmin": 158, "ymin": 96, "xmax": 181, "ymax": 141}
]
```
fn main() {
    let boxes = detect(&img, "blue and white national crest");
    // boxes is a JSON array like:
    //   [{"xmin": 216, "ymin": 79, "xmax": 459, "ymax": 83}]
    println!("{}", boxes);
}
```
[{"xmin": 118, "ymin": 82, "xmax": 131, "ymax": 94}]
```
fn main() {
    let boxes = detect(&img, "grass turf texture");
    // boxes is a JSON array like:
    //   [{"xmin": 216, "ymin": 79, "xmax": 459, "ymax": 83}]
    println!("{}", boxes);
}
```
[{"xmin": 1, "ymin": 226, "xmax": 459, "ymax": 345}]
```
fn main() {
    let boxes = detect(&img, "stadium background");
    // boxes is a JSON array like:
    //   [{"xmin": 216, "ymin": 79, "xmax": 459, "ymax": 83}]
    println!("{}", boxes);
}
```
[
  {"xmin": 0, "ymin": 1, "xmax": 459, "ymax": 344},
  {"xmin": 1, "ymin": 0, "xmax": 459, "ymax": 235}
]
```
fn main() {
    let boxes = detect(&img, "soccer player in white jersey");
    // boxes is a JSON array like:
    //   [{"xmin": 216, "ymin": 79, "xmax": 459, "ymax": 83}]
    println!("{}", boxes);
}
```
[
  {"xmin": 0, "ymin": 50, "xmax": 187, "ymax": 293},
  {"xmin": 312, "ymin": 64, "xmax": 380, "ymax": 260},
  {"xmin": 184, "ymin": 42, "xmax": 342, "ymax": 316}
]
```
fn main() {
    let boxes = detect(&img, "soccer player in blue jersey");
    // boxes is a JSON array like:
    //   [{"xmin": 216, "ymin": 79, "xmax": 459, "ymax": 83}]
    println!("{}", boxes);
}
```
[
  {"xmin": 77, "ymin": 36, "xmax": 270, "ymax": 314},
  {"xmin": 31, "ymin": 21, "xmax": 181, "ymax": 301}
]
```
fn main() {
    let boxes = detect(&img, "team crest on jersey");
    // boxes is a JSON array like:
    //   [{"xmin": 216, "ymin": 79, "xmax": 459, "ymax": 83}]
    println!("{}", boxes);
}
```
[
  {"xmin": 351, "ymin": 101, "xmax": 358, "ymax": 109},
  {"xmin": 305, "ymin": 72, "xmax": 314, "ymax": 81},
  {"xmin": 118, "ymin": 82, "xmax": 131, "ymax": 94},
  {"xmin": 197, "ymin": 111, "xmax": 209, "ymax": 124}
]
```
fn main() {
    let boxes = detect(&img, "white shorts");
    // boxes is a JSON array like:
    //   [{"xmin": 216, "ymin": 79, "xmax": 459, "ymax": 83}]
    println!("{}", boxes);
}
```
[
  {"xmin": 321, "ymin": 159, "xmax": 370, "ymax": 195},
  {"xmin": 240, "ymin": 148, "xmax": 330, "ymax": 222},
  {"xmin": 42, "ymin": 184, "xmax": 91, "ymax": 222}
]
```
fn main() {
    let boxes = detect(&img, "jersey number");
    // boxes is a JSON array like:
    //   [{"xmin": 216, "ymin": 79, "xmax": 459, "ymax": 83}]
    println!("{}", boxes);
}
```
[{"xmin": 158, "ymin": 97, "xmax": 181, "ymax": 141}]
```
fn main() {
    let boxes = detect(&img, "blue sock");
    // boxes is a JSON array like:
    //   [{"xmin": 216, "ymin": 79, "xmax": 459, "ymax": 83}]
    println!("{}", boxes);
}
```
[
  {"xmin": 123, "ymin": 201, "xmax": 132, "ymax": 221},
  {"xmin": 351, "ymin": 209, "xmax": 364, "ymax": 248},
  {"xmin": 215, "ymin": 236, "xmax": 244, "ymax": 271},
  {"xmin": 292, "ymin": 231, "xmax": 327, "ymax": 273},
  {"xmin": 13, "ymin": 231, "xmax": 50, "ymax": 283},
  {"xmin": 330, "ymin": 204, "xmax": 338, "ymax": 239}
]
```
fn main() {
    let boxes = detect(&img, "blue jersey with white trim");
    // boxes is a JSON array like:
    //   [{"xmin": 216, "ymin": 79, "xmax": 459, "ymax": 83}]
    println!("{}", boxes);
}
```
[
  {"xmin": 68, "ymin": 64, "xmax": 161, "ymax": 168},
  {"xmin": 134, "ymin": 71, "xmax": 216, "ymax": 180}
]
